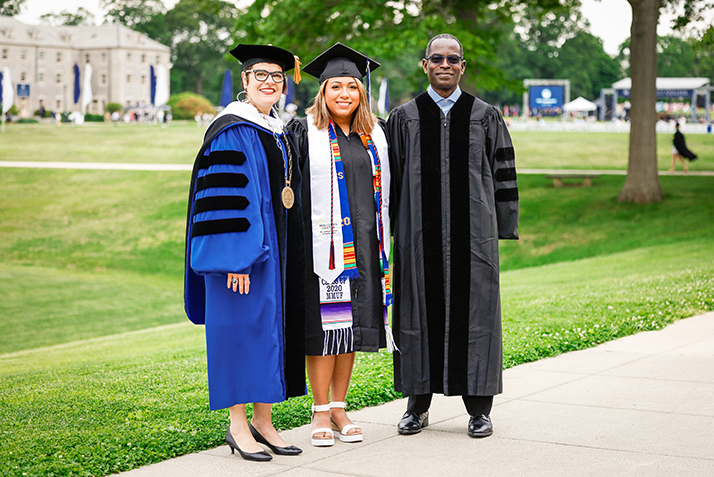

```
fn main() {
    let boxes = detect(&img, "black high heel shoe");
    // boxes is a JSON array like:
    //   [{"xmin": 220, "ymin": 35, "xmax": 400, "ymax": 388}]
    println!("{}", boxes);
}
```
[
  {"xmin": 225, "ymin": 427, "xmax": 272, "ymax": 461},
  {"xmin": 249, "ymin": 423, "xmax": 303, "ymax": 455}
]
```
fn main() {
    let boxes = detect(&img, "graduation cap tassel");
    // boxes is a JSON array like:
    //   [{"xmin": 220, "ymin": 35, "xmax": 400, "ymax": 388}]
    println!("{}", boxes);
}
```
[
  {"xmin": 293, "ymin": 55, "xmax": 302, "ymax": 84},
  {"xmin": 366, "ymin": 59, "xmax": 371, "ymax": 112}
]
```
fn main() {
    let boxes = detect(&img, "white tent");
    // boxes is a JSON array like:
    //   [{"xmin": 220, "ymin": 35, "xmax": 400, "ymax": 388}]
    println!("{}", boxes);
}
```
[{"xmin": 563, "ymin": 96, "xmax": 597, "ymax": 112}]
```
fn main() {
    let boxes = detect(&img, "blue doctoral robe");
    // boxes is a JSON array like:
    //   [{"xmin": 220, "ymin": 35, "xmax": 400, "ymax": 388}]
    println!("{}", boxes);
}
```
[{"xmin": 184, "ymin": 111, "xmax": 306, "ymax": 410}]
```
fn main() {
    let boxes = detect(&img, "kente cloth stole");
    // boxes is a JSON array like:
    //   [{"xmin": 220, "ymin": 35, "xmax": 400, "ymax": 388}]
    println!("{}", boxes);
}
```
[{"xmin": 306, "ymin": 116, "xmax": 395, "ymax": 354}]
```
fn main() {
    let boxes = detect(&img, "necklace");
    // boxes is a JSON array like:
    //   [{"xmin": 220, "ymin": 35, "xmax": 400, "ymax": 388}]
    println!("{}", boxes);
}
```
[{"xmin": 246, "ymin": 100, "xmax": 295, "ymax": 209}]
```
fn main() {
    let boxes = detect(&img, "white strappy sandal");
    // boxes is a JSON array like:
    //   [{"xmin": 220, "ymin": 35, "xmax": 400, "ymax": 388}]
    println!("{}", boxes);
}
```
[
  {"xmin": 330, "ymin": 401, "xmax": 363, "ymax": 443},
  {"xmin": 311, "ymin": 403, "xmax": 335, "ymax": 447}
]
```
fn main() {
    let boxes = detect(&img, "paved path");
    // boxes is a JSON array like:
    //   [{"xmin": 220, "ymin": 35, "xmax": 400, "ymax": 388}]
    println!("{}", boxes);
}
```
[
  {"xmin": 117, "ymin": 312, "xmax": 714, "ymax": 477},
  {"xmin": 2, "ymin": 161, "xmax": 714, "ymax": 176}
]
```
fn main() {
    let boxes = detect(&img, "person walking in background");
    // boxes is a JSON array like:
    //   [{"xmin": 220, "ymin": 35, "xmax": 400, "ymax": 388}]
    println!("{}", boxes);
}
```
[
  {"xmin": 670, "ymin": 122, "xmax": 698, "ymax": 172},
  {"xmin": 387, "ymin": 33, "xmax": 519, "ymax": 439},
  {"xmin": 184, "ymin": 44, "xmax": 306, "ymax": 462},
  {"xmin": 287, "ymin": 43, "xmax": 394, "ymax": 447}
]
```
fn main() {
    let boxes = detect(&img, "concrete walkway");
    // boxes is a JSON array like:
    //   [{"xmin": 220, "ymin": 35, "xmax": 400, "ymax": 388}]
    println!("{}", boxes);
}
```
[{"xmin": 118, "ymin": 312, "xmax": 714, "ymax": 477}]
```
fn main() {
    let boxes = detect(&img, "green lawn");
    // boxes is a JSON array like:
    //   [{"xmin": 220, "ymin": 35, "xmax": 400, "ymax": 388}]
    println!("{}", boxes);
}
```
[
  {"xmin": 0, "ymin": 122, "xmax": 203, "ymax": 164},
  {"xmin": 1, "ymin": 125, "xmax": 714, "ymax": 476},
  {"xmin": 511, "ymin": 130, "xmax": 714, "ymax": 171},
  {"xmin": 2, "ymin": 122, "xmax": 713, "ymax": 170}
]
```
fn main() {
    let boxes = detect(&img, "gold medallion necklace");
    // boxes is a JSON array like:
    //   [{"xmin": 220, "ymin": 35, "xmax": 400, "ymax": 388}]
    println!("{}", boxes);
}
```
[{"xmin": 247, "ymin": 100, "xmax": 294, "ymax": 209}]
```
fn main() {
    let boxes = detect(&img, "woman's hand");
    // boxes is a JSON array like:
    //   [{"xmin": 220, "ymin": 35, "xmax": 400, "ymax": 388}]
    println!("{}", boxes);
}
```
[{"xmin": 227, "ymin": 274, "xmax": 250, "ymax": 294}]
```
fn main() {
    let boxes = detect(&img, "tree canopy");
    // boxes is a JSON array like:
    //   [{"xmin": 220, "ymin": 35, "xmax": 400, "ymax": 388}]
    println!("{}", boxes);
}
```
[{"xmin": 0, "ymin": 0, "xmax": 24, "ymax": 16}]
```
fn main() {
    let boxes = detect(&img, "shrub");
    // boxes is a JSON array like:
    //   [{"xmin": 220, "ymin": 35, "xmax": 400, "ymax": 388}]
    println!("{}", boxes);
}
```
[
  {"xmin": 106, "ymin": 102, "xmax": 123, "ymax": 114},
  {"xmin": 16, "ymin": 118, "xmax": 39, "ymax": 123},
  {"xmin": 167, "ymin": 92, "xmax": 215, "ymax": 120},
  {"xmin": 84, "ymin": 113, "xmax": 105, "ymax": 122}
]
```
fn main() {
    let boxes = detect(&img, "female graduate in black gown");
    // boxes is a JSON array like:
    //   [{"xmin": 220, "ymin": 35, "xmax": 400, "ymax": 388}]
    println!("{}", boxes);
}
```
[
  {"xmin": 185, "ymin": 44, "xmax": 306, "ymax": 462},
  {"xmin": 286, "ymin": 43, "xmax": 394, "ymax": 447}
]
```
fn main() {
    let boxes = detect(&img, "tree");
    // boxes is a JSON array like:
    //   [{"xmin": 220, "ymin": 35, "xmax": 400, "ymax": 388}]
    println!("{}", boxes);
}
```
[
  {"xmin": 690, "ymin": 25, "xmax": 714, "ymax": 79},
  {"xmin": 0, "ymin": 0, "xmax": 23, "ymax": 16},
  {"xmin": 657, "ymin": 35, "xmax": 697, "ymax": 76},
  {"xmin": 233, "ymin": 0, "xmax": 580, "ymax": 101},
  {"xmin": 558, "ymin": 31, "xmax": 621, "ymax": 99},
  {"xmin": 101, "ymin": 0, "xmax": 171, "ymax": 45},
  {"xmin": 39, "ymin": 8, "xmax": 95, "ymax": 26},
  {"xmin": 619, "ymin": 0, "xmax": 711, "ymax": 204},
  {"xmin": 164, "ymin": 0, "xmax": 238, "ymax": 99}
]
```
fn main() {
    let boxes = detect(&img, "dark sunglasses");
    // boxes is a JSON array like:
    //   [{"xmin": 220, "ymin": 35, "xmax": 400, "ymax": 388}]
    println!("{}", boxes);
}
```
[
  {"xmin": 425, "ymin": 54, "xmax": 463, "ymax": 65},
  {"xmin": 245, "ymin": 70, "xmax": 285, "ymax": 83}
]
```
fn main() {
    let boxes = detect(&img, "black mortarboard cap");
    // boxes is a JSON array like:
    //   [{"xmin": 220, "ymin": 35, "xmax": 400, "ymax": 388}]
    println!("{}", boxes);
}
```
[
  {"xmin": 230, "ymin": 44, "xmax": 302, "ymax": 83},
  {"xmin": 302, "ymin": 43, "xmax": 380, "ymax": 83}
]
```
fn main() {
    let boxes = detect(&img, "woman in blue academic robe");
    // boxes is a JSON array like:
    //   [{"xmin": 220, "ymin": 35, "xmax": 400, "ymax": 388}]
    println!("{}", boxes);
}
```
[{"xmin": 184, "ymin": 44, "xmax": 305, "ymax": 462}]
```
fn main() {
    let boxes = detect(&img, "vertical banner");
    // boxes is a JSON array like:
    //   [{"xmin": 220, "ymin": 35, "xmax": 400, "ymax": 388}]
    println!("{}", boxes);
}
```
[
  {"xmin": 150, "ymin": 65, "xmax": 157, "ymax": 106},
  {"xmin": 220, "ymin": 69, "xmax": 233, "ymax": 107}
]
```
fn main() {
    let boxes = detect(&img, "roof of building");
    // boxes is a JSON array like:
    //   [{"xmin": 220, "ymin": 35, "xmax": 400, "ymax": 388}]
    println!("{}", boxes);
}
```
[
  {"xmin": 0, "ymin": 16, "xmax": 170, "ymax": 52},
  {"xmin": 612, "ymin": 77, "xmax": 711, "ymax": 90}
]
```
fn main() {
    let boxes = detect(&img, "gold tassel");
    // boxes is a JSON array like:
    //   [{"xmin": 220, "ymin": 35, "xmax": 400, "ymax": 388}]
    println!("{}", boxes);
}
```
[{"xmin": 293, "ymin": 55, "xmax": 302, "ymax": 84}]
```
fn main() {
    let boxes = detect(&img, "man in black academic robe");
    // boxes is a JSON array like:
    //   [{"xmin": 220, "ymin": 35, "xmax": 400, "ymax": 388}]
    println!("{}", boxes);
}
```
[{"xmin": 387, "ymin": 34, "xmax": 519, "ymax": 438}]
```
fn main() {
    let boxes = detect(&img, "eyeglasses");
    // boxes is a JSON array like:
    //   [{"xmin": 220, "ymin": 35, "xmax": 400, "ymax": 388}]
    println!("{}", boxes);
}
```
[
  {"xmin": 245, "ymin": 69, "xmax": 285, "ymax": 83},
  {"xmin": 425, "ymin": 54, "xmax": 463, "ymax": 65}
]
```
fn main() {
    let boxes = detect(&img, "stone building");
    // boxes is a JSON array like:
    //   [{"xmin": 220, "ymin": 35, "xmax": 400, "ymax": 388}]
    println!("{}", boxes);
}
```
[{"xmin": 0, "ymin": 16, "xmax": 170, "ymax": 117}]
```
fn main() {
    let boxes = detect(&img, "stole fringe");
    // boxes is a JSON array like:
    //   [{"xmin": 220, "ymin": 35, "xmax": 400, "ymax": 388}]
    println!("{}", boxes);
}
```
[{"xmin": 322, "ymin": 327, "xmax": 354, "ymax": 356}]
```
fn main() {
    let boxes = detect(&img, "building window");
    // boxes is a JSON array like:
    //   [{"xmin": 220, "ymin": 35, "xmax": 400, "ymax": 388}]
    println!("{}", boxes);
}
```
[
  {"xmin": 20, "ymin": 49, "xmax": 27, "ymax": 60},
  {"xmin": 141, "ymin": 75, "xmax": 146, "ymax": 84},
  {"xmin": 39, "ymin": 72, "xmax": 45, "ymax": 83},
  {"xmin": 141, "ymin": 54, "xmax": 146, "ymax": 63},
  {"xmin": 85, "ymin": 54, "xmax": 90, "ymax": 63},
  {"xmin": 56, "ymin": 73, "xmax": 62, "ymax": 83},
  {"xmin": 57, "ymin": 99, "xmax": 62, "ymax": 109},
  {"xmin": 1, "ymin": 49, "xmax": 7, "ymax": 60},
  {"xmin": 101, "ymin": 74, "xmax": 107, "ymax": 85},
  {"xmin": 20, "ymin": 71, "xmax": 26, "ymax": 81},
  {"xmin": 127, "ymin": 75, "xmax": 132, "ymax": 84},
  {"xmin": 57, "ymin": 52, "xmax": 62, "ymax": 62},
  {"xmin": 127, "ymin": 52, "xmax": 131, "ymax": 61},
  {"xmin": 156, "ymin": 55, "xmax": 159, "ymax": 63},
  {"xmin": 39, "ymin": 50, "xmax": 44, "ymax": 60}
]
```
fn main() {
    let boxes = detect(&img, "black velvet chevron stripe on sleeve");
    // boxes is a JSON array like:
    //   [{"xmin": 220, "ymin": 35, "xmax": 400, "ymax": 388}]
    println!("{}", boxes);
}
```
[
  {"xmin": 196, "ymin": 173, "xmax": 249, "ymax": 192},
  {"xmin": 495, "ymin": 188, "xmax": 519, "ymax": 202},
  {"xmin": 197, "ymin": 150, "xmax": 247, "ymax": 169},
  {"xmin": 495, "ymin": 147, "xmax": 515, "ymax": 162},
  {"xmin": 192, "ymin": 217, "xmax": 251, "ymax": 236},
  {"xmin": 495, "ymin": 167, "xmax": 517, "ymax": 182},
  {"xmin": 193, "ymin": 196, "xmax": 250, "ymax": 214}
]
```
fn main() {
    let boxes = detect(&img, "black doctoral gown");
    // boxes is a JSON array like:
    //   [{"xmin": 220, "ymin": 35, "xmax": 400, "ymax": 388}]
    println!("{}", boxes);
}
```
[
  {"xmin": 287, "ymin": 117, "xmax": 387, "ymax": 355},
  {"xmin": 387, "ymin": 92, "xmax": 519, "ymax": 397}
]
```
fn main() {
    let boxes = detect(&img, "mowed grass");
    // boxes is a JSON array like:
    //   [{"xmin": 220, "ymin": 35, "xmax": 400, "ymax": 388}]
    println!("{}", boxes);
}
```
[
  {"xmin": 1, "ymin": 241, "xmax": 712, "ymax": 476},
  {"xmin": 0, "ymin": 122, "xmax": 203, "ymax": 164},
  {"xmin": 1, "ymin": 122, "xmax": 713, "ymax": 169},
  {"xmin": 511, "ymin": 130, "xmax": 714, "ymax": 171},
  {"xmin": 1, "ymin": 126, "xmax": 714, "ymax": 475}
]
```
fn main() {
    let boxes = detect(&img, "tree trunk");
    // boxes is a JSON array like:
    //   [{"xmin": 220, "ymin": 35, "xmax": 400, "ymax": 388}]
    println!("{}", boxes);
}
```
[
  {"xmin": 619, "ymin": 0, "xmax": 663, "ymax": 203},
  {"xmin": 195, "ymin": 74, "xmax": 203, "ymax": 96}
]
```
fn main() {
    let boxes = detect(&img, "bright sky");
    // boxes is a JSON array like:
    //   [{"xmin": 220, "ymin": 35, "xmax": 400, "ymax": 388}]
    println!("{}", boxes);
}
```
[{"xmin": 15, "ymin": 0, "xmax": 688, "ymax": 56}]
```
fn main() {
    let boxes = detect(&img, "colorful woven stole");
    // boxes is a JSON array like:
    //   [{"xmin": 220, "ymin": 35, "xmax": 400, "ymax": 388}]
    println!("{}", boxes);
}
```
[{"xmin": 327, "ymin": 121, "xmax": 358, "ymax": 279}]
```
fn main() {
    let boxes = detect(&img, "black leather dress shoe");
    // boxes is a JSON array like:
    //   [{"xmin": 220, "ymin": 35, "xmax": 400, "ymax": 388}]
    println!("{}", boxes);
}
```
[
  {"xmin": 249, "ymin": 423, "xmax": 302, "ymax": 455},
  {"xmin": 225, "ymin": 427, "xmax": 272, "ymax": 461},
  {"xmin": 397, "ymin": 411, "xmax": 429, "ymax": 435},
  {"xmin": 467, "ymin": 414, "xmax": 493, "ymax": 438}
]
